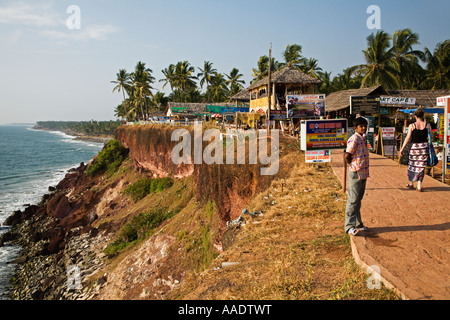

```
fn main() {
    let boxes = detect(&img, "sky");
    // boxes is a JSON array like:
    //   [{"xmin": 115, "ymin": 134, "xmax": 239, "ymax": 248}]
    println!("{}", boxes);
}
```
[{"xmin": 0, "ymin": 0, "xmax": 449, "ymax": 124}]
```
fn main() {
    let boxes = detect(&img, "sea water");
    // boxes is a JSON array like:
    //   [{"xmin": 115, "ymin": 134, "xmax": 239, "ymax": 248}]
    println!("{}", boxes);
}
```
[{"xmin": 0, "ymin": 125, "xmax": 104, "ymax": 299}]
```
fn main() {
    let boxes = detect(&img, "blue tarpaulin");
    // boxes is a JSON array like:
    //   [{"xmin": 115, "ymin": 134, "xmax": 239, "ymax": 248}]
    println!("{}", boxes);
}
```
[{"xmin": 399, "ymin": 108, "xmax": 444, "ymax": 114}]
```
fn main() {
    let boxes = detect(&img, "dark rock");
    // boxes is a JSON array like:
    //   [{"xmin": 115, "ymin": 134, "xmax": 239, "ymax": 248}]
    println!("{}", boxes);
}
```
[
  {"xmin": 7, "ymin": 255, "xmax": 27, "ymax": 264},
  {"xmin": 41, "ymin": 193, "xmax": 51, "ymax": 202},
  {"xmin": 21, "ymin": 205, "xmax": 40, "ymax": 221},
  {"xmin": 3, "ymin": 210, "xmax": 22, "ymax": 227},
  {"xmin": 96, "ymin": 275, "xmax": 107, "ymax": 286},
  {"xmin": 47, "ymin": 194, "xmax": 72, "ymax": 219},
  {"xmin": 31, "ymin": 230, "xmax": 42, "ymax": 242},
  {"xmin": 89, "ymin": 227, "xmax": 99, "ymax": 238},
  {"xmin": 0, "ymin": 231, "xmax": 15, "ymax": 245},
  {"xmin": 42, "ymin": 227, "xmax": 66, "ymax": 255},
  {"xmin": 48, "ymin": 186, "xmax": 56, "ymax": 192},
  {"xmin": 42, "ymin": 276, "xmax": 56, "ymax": 290},
  {"xmin": 31, "ymin": 288, "xmax": 43, "ymax": 300}
]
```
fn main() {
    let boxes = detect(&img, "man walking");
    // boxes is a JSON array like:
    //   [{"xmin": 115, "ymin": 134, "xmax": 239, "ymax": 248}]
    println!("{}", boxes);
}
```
[{"xmin": 345, "ymin": 117, "xmax": 370, "ymax": 236}]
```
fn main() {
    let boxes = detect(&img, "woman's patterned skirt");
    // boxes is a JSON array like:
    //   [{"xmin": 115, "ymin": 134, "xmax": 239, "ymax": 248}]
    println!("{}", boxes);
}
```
[{"xmin": 407, "ymin": 142, "xmax": 429, "ymax": 182}]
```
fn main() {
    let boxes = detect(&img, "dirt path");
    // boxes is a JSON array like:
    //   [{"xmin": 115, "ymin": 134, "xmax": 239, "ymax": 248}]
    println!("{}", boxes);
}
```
[{"xmin": 330, "ymin": 149, "xmax": 450, "ymax": 300}]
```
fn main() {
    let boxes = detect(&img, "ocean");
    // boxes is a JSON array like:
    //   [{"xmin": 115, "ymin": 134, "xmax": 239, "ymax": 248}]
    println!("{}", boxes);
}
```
[{"xmin": 0, "ymin": 125, "xmax": 104, "ymax": 299}]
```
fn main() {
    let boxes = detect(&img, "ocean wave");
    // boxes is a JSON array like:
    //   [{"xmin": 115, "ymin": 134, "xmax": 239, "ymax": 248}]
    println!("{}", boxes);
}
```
[{"xmin": 0, "ymin": 164, "xmax": 80, "ymax": 220}]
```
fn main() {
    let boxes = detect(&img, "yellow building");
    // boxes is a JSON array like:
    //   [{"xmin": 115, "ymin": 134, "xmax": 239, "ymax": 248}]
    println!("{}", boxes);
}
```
[{"xmin": 247, "ymin": 66, "xmax": 322, "ymax": 115}]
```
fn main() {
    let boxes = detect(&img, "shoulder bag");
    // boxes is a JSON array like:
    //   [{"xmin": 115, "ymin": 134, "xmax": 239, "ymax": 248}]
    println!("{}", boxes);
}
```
[{"xmin": 426, "ymin": 123, "xmax": 439, "ymax": 167}]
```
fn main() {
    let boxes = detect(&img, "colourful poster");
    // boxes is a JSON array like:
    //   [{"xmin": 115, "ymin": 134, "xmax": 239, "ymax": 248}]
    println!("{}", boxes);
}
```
[
  {"xmin": 447, "ymin": 100, "xmax": 450, "ymax": 174},
  {"xmin": 305, "ymin": 150, "xmax": 331, "ymax": 163},
  {"xmin": 379, "ymin": 127, "xmax": 397, "ymax": 156},
  {"xmin": 287, "ymin": 95, "xmax": 325, "ymax": 118},
  {"xmin": 303, "ymin": 119, "xmax": 347, "ymax": 150}
]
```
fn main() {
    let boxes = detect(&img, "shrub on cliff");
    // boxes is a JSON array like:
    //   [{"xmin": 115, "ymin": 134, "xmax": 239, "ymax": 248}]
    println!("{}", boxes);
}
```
[
  {"xmin": 123, "ymin": 177, "xmax": 173, "ymax": 201},
  {"xmin": 104, "ymin": 208, "xmax": 178, "ymax": 256},
  {"xmin": 87, "ymin": 139, "xmax": 129, "ymax": 176}
]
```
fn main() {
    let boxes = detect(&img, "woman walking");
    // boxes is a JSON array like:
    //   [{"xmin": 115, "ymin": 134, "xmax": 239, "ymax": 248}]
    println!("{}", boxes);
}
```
[{"xmin": 399, "ymin": 108, "xmax": 429, "ymax": 192}]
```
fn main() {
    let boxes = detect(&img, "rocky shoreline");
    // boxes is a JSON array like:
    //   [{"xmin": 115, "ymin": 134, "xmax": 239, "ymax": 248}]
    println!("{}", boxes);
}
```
[
  {"xmin": 0, "ymin": 163, "xmax": 112, "ymax": 300},
  {"xmin": 32, "ymin": 126, "xmax": 113, "ymax": 144}
]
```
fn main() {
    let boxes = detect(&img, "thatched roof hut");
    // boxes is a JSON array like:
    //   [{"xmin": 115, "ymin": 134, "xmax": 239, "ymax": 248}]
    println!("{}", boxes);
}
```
[
  {"xmin": 248, "ymin": 66, "xmax": 322, "ymax": 90},
  {"xmin": 387, "ymin": 89, "xmax": 450, "ymax": 108},
  {"xmin": 230, "ymin": 89, "xmax": 250, "ymax": 102},
  {"xmin": 326, "ymin": 86, "xmax": 450, "ymax": 116},
  {"xmin": 246, "ymin": 66, "xmax": 322, "ymax": 114},
  {"xmin": 326, "ymin": 85, "xmax": 388, "ymax": 113}
]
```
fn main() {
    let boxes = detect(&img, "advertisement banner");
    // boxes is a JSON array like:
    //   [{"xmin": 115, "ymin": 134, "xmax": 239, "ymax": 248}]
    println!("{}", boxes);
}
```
[
  {"xmin": 305, "ymin": 150, "xmax": 331, "ymax": 163},
  {"xmin": 379, "ymin": 127, "xmax": 397, "ymax": 156},
  {"xmin": 447, "ymin": 100, "xmax": 450, "ymax": 174},
  {"xmin": 286, "ymin": 95, "xmax": 325, "ymax": 118},
  {"xmin": 301, "ymin": 119, "xmax": 348, "ymax": 151},
  {"xmin": 350, "ymin": 96, "xmax": 380, "ymax": 114},
  {"xmin": 269, "ymin": 110, "xmax": 288, "ymax": 120}
]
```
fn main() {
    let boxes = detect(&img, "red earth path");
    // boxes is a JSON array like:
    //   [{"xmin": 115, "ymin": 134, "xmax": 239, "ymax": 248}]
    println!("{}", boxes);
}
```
[{"xmin": 330, "ymin": 149, "xmax": 449, "ymax": 300}]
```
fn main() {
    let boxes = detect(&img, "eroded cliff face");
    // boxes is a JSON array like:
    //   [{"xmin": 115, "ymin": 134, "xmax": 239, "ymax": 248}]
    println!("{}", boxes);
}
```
[
  {"xmin": 116, "ymin": 124, "xmax": 277, "ymax": 226},
  {"xmin": 116, "ymin": 125, "xmax": 194, "ymax": 179}
]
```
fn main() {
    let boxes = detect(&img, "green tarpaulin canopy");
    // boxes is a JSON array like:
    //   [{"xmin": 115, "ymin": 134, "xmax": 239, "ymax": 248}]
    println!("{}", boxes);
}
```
[
  {"xmin": 172, "ymin": 107, "xmax": 188, "ymax": 113},
  {"xmin": 206, "ymin": 105, "xmax": 227, "ymax": 113}
]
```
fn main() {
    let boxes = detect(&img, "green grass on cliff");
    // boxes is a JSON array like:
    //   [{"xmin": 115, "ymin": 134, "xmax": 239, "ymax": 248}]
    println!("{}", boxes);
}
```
[
  {"xmin": 87, "ymin": 139, "xmax": 129, "ymax": 176},
  {"xmin": 104, "ymin": 207, "xmax": 178, "ymax": 256},
  {"xmin": 123, "ymin": 177, "xmax": 173, "ymax": 202}
]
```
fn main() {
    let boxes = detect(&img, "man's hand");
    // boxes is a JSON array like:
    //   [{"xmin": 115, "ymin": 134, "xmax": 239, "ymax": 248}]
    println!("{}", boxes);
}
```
[{"xmin": 344, "ymin": 152, "xmax": 352, "ymax": 165}]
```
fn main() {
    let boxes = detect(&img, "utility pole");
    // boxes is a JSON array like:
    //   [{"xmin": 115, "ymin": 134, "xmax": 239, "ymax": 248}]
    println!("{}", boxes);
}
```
[{"xmin": 268, "ymin": 43, "xmax": 272, "ymax": 129}]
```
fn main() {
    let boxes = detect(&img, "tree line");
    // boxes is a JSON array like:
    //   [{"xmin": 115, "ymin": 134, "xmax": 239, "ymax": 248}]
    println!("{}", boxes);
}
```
[
  {"xmin": 112, "ymin": 28, "xmax": 449, "ymax": 121},
  {"xmin": 36, "ymin": 120, "xmax": 121, "ymax": 136}
]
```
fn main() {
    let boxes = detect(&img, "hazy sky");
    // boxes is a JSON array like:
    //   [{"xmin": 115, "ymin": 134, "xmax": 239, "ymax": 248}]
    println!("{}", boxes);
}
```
[{"xmin": 0, "ymin": 0, "xmax": 449, "ymax": 124}]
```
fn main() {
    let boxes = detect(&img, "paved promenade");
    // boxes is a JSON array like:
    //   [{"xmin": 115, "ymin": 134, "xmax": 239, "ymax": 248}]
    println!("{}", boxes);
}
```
[{"xmin": 330, "ymin": 149, "xmax": 450, "ymax": 300}]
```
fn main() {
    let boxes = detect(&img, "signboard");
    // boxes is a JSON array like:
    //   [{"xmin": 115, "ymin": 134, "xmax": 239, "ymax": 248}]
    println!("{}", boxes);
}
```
[
  {"xmin": 380, "ymin": 96, "xmax": 416, "ymax": 105},
  {"xmin": 437, "ymin": 96, "xmax": 450, "ymax": 176},
  {"xmin": 300, "ymin": 119, "xmax": 348, "ymax": 151},
  {"xmin": 366, "ymin": 116, "xmax": 375, "ymax": 151},
  {"xmin": 446, "ymin": 98, "xmax": 450, "ymax": 174},
  {"xmin": 436, "ymin": 96, "xmax": 450, "ymax": 107},
  {"xmin": 305, "ymin": 150, "xmax": 331, "ymax": 163},
  {"xmin": 287, "ymin": 95, "xmax": 325, "ymax": 118},
  {"xmin": 269, "ymin": 110, "xmax": 288, "ymax": 120},
  {"xmin": 377, "ymin": 127, "xmax": 397, "ymax": 157},
  {"xmin": 350, "ymin": 96, "xmax": 380, "ymax": 114}
]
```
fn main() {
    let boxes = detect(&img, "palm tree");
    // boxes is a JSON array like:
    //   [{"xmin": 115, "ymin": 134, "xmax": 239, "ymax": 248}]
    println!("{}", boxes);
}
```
[
  {"xmin": 225, "ymin": 68, "xmax": 245, "ymax": 97},
  {"xmin": 114, "ymin": 103, "xmax": 127, "ymax": 120},
  {"xmin": 130, "ymin": 61, "xmax": 154, "ymax": 120},
  {"xmin": 391, "ymin": 29, "xmax": 424, "ymax": 88},
  {"xmin": 421, "ymin": 40, "xmax": 450, "ymax": 90},
  {"xmin": 331, "ymin": 68, "xmax": 363, "ymax": 91},
  {"xmin": 197, "ymin": 61, "xmax": 217, "ymax": 101},
  {"xmin": 351, "ymin": 31, "xmax": 400, "ymax": 89},
  {"xmin": 151, "ymin": 91, "xmax": 168, "ymax": 112},
  {"xmin": 173, "ymin": 61, "xmax": 197, "ymax": 102},
  {"xmin": 208, "ymin": 73, "xmax": 229, "ymax": 102},
  {"xmin": 251, "ymin": 55, "xmax": 280, "ymax": 83},
  {"xmin": 281, "ymin": 44, "xmax": 306, "ymax": 69},
  {"xmin": 111, "ymin": 69, "xmax": 131, "ymax": 103},
  {"xmin": 318, "ymin": 71, "xmax": 333, "ymax": 94},
  {"xmin": 160, "ymin": 64, "xmax": 176, "ymax": 96},
  {"xmin": 303, "ymin": 58, "xmax": 323, "ymax": 78}
]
